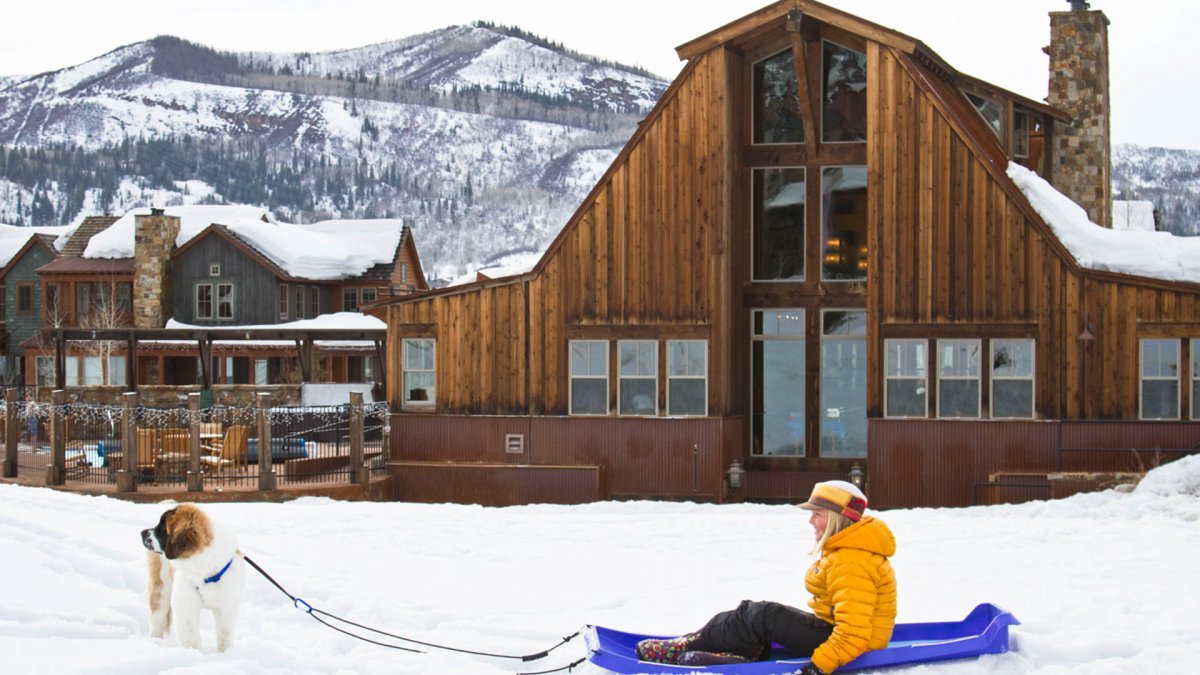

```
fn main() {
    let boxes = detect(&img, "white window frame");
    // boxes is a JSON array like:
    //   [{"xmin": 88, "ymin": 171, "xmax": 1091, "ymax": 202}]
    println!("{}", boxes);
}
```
[
  {"xmin": 216, "ymin": 283, "xmax": 234, "ymax": 320},
  {"xmin": 618, "ymin": 340, "xmax": 657, "ymax": 416},
  {"xmin": 1193, "ymin": 339, "xmax": 1200, "ymax": 421},
  {"xmin": 751, "ymin": 309, "xmax": 805, "ymax": 456},
  {"xmin": 196, "ymin": 283, "xmax": 213, "ymax": 320},
  {"xmin": 402, "ymin": 338, "xmax": 436, "ymax": 409},
  {"xmin": 279, "ymin": 284, "xmax": 290, "ymax": 320},
  {"xmin": 569, "ymin": 340, "xmax": 609, "ymax": 416},
  {"xmin": 936, "ymin": 339, "xmax": 981, "ymax": 419},
  {"xmin": 990, "ymin": 338, "xmax": 1035, "ymax": 419},
  {"xmin": 667, "ymin": 340, "xmax": 708, "ymax": 417},
  {"xmin": 361, "ymin": 287, "xmax": 377, "ymax": 304},
  {"xmin": 884, "ymin": 338, "xmax": 928, "ymax": 418},
  {"xmin": 209, "ymin": 263, "xmax": 221, "ymax": 277},
  {"xmin": 1140, "ymin": 339, "xmax": 1180, "ymax": 420}
]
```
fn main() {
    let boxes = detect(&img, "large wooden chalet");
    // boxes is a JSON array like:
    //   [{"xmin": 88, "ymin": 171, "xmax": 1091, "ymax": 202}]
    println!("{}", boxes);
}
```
[{"xmin": 372, "ymin": 0, "xmax": 1200, "ymax": 508}]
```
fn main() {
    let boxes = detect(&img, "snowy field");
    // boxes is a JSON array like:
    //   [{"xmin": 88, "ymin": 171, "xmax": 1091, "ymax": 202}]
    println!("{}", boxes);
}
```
[{"xmin": 2, "ymin": 456, "xmax": 1198, "ymax": 675}]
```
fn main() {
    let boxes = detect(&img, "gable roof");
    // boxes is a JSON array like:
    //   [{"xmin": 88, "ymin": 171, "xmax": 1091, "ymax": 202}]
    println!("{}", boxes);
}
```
[
  {"xmin": 58, "ymin": 215, "xmax": 119, "ymax": 257},
  {"xmin": 0, "ymin": 232, "xmax": 59, "ymax": 280}
]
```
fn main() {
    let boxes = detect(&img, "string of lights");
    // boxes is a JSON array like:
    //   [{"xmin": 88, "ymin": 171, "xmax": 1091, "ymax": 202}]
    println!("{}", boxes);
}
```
[{"xmin": 10, "ymin": 401, "xmax": 391, "ymax": 425}]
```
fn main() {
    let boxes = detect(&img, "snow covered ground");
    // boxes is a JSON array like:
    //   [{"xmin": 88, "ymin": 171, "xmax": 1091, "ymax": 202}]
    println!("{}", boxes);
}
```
[{"xmin": 3, "ymin": 456, "xmax": 1199, "ymax": 674}]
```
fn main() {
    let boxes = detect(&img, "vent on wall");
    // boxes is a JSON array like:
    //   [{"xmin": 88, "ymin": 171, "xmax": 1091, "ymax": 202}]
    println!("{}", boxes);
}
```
[{"xmin": 505, "ymin": 434, "xmax": 525, "ymax": 454}]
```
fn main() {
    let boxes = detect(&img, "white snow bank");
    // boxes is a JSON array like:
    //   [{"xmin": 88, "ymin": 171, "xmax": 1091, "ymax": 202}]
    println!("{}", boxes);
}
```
[
  {"xmin": 84, "ymin": 205, "xmax": 275, "ymax": 258},
  {"xmin": 166, "ymin": 312, "xmax": 384, "ymax": 332},
  {"xmin": 1134, "ymin": 454, "xmax": 1200, "ymax": 498},
  {"xmin": 447, "ymin": 250, "xmax": 541, "ymax": 287},
  {"xmin": 1007, "ymin": 163, "xmax": 1200, "ymax": 283}
]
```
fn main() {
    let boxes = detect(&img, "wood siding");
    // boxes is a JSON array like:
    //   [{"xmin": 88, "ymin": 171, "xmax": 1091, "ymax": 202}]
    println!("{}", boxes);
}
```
[
  {"xmin": 385, "ymin": 48, "xmax": 731, "ymax": 416},
  {"xmin": 174, "ymin": 235, "xmax": 301, "ymax": 325}
]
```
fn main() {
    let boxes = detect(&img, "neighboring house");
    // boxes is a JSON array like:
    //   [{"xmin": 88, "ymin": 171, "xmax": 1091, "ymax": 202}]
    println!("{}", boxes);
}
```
[
  {"xmin": 371, "ymin": 0, "xmax": 1200, "ymax": 508},
  {"xmin": 1112, "ymin": 200, "xmax": 1157, "ymax": 232},
  {"xmin": 23, "ymin": 206, "xmax": 427, "ymax": 390},
  {"xmin": 0, "ymin": 222, "xmax": 83, "ymax": 384}
]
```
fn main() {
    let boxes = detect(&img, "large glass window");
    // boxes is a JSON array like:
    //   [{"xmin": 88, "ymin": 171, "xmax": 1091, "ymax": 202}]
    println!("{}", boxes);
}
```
[
  {"xmin": 753, "ymin": 167, "xmax": 806, "ymax": 281},
  {"xmin": 885, "ymin": 339, "xmax": 927, "ymax": 417},
  {"xmin": 618, "ymin": 340, "xmax": 657, "ymax": 416},
  {"xmin": 1140, "ymin": 339, "xmax": 1179, "ymax": 420},
  {"xmin": 753, "ymin": 49, "xmax": 804, "ymax": 144},
  {"xmin": 991, "ymin": 339, "xmax": 1035, "ymax": 418},
  {"xmin": 821, "ymin": 166, "xmax": 868, "ymax": 281},
  {"xmin": 1193, "ymin": 339, "xmax": 1200, "ymax": 420},
  {"xmin": 938, "ymin": 339, "xmax": 981, "ymax": 418},
  {"xmin": 36, "ymin": 356, "xmax": 55, "ymax": 388},
  {"xmin": 668, "ymin": 340, "xmax": 707, "ymax": 416},
  {"xmin": 342, "ymin": 288, "xmax": 359, "ymax": 312},
  {"xmin": 1013, "ymin": 111, "xmax": 1030, "ymax": 159},
  {"xmin": 821, "ymin": 310, "xmax": 866, "ymax": 457},
  {"xmin": 402, "ymin": 338, "xmax": 436, "ymax": 407},
  {"xmin": 752, "ymin": 310, "xmax": 805, "ymax": 455},
  {"xmin": 822, "ymin": 41, "xmax": 867, "ymax": 142},
  {"xmin": 570, "ymin": 340, "xmax": 608, "ymax": 415}
]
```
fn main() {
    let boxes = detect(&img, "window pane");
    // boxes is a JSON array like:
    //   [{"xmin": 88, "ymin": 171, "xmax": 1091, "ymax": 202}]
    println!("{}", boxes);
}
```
[
  {"xmin": 821, "ymin": 167, "xmax": 868, "ymax": 281},
  {"xmin": 939, "ymin": 380, "xmax": 979, "ymax": 418},
  {"xmin": 993, "ymin": 339, "xmax": 1034, "ymax": 378},
  {"xmin": 753, "ymin": 340, "xmax": 804, "ymax": 455},
  {"xmin": 36, "ymin": 356, "xmax": 55, "ymax": 388},
  {"xmin": 823, "ymin": 41, "xmax": 867, "ymax": 142},
  {"xmin": 668, "ymin": 341, "xmax": 706, "ymax": 377},
  {"xmin": 753, "ymin": 49, "xmax": 804, "ymax": 144},
  {"xmin": 939, "ymin": 341, "xmax": 980, "ymax": 377},
  {"xmin": 993, "ymin": 380, "xmax": 1033, "ymax": 418},
  {"xmin": 571, "ymin": 379, "xmax": 607, "ymax": 415},
  {"xmin": 619, "ymin": 379, "xmax": 656, "ymax": 415},
  {"xmin": 1142, "ymin": 380, "xmax": 1178, "ymax": 419},
  {"xmin": 85, "ymin": 356, "xmax": 103, "ymax": 386},
  {"xmin": 571, "ymin": 341, "xmax": 606, "ymax": 376},
  {"xmin": 886, "ymin": 340, "xmax": 926, "ymax": 378},
  {"xmin": 361, "ymin": 288, "xmax": 377, "ymax": 303},
  {"xmin": 618, "ymin": 341, "xmax": 655, "ymax": 376},
  {"xmin": 821, "ymin": 338, "xmax": 866, "ymax": 457},
  {"xmin": 1013, "ymin": 111, "xmax": 1030, "ymax": 158},
  {"xmin": 196, "ymin": 284, "xmax": 213, "ymax": 319},
  {"xmin": 753, "ymin": 168, "xmax": 806, "ymax": 281},
  {"xmin": 1141, "ymin": 339, "xmax": 1178, "ymax": 378},
  {"xmin": 754, "ymin": 309, "xmax": 805, "ymax": 336},
  {"xmin": 668, "ymin": 380, "xmax": 706, "ymax": 416},
  {"xmin": 667, "ymin": 340, "xmax": 706, "ymax": 416},
  {"xmin": 217, "ymin": 285, "xmax": 234, "ymax": 319},
  {"xmin": 66, "ymin": 359, "xmax": 79, "ymax": 387},
  {"xmin": 343, "ymin": 288, "xmax": 358, "ymax": 311},
  {"xmin": 967, "ymin": 93, "xmax": 1003, "ymax": 138},
  {"xmin": 886, "ymin": 380, "xmax": 926, "ymax": 417},
  {"xmin": 405, "ymin": 340, "xmax": 434, "ymax": 370},
  {"xmin": 822, "ymin": 310, "xmax": 866, "ymax": 336},
  {"xmin": 108, "ymin": 356, "xmax": 127, "ymax": 386},
  {"xmin": 403, "ymin": 372, "xmax": 435, "ymax": 402}
]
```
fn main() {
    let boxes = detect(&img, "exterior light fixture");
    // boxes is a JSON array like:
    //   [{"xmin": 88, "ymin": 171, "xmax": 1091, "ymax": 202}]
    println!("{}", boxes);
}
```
[
  {"xmin": 726, "ymin": 459, "xmax": 746, "ymax": 490},
  {"xmin": 849, "ymin": 462, "xmax": 866, "ymax": 489}
]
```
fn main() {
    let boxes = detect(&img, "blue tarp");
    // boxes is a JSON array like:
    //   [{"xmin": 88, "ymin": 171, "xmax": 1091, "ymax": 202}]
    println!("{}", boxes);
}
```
[{"xmin": 585, "ymin": 603, "xmax": 1019, "ymax": 674}]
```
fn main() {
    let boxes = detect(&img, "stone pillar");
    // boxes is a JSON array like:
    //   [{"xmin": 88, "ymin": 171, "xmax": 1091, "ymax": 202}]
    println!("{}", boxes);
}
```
[
  {"xmin": 1046, "ymin": 3, "xmax": 1111, "ymax": 227},
  {"xmin": 133, "ymin": 209, "xmax": 181, "ymax": 329}
]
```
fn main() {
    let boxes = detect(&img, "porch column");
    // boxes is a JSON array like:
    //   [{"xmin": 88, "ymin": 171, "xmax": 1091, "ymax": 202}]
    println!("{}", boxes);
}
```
[
  {"xmin": 350, "ymin": 391, "xmax": 368, "ymax": 484},
  {"xmin": 257, "ymin": 392, "xmax": 276, "ymax": 491},
  {"xmin": 186, "ymin": 393, "xmax": 204, "ymax": 492},
  {"xmin": 46, "ymin": 390, "xmax": 66, "ymax": 486},
  {"xmin": 2, "ymin": 389, "xmax": 17, "ymax": 478},
  {"xmin": 116, "ymin": 392, "xmax": 139, "ymax": 492}
]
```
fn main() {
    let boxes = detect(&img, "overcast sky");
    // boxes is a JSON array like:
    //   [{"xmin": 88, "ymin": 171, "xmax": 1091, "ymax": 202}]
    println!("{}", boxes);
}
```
[{"xmin": 3, "ymin": 1, "xmax": 1198, "ymax": 150}]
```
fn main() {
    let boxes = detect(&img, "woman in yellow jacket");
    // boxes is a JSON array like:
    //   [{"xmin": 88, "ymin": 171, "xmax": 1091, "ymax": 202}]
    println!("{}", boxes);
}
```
[{"xmin": 636, "ymin": 480, "xmax": 896, "ymax": 674}]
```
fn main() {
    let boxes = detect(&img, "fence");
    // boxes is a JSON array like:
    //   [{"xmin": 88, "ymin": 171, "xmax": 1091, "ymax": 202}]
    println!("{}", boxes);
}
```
[{"xmin": 2, "ymin": 389, "xmax": 389, "ymax": 493}]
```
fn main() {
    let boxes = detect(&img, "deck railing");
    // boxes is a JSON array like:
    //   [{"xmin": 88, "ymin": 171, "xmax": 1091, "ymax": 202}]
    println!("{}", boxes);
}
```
[{"xmin": 2, "ymin": 389, "xmax": 389, "ymax": 492}]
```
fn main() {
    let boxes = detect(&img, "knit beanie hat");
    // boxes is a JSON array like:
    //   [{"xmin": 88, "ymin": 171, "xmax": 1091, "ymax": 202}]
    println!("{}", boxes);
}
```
[{"xmin": 799, "ymin": 480, "xmax": 868, "ymax": 522}]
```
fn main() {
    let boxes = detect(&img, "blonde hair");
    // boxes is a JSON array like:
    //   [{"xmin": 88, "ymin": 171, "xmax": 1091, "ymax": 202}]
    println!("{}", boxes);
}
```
[{"xmin": 809, "ymin": 510, "xmax": 854, "ymax": 557}]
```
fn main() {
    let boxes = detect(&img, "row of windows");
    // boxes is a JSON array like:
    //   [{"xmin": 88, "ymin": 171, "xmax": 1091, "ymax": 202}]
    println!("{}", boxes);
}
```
[
  {"xmin": 193, "ymin": 282, "xmax": 382, "ymax": 322},
  {"xmin": 1139, "ymin": 339, "xmax": 1200, "ymax": 420},
  {"xmin": 752, "ymin": 40, "xmax": 867, "ymax": 145},
  {"xmin": 884, "ymin": 338, "xmax": 1035, "ymax": 419}
]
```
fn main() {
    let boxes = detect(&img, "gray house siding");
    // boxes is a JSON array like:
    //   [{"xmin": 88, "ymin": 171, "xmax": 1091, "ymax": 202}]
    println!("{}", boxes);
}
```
[
  {"xmin": 2, "ymin": 245, "xmax": 55, "ymax": 382},
  {"xmin": 173, "ymin": 235, "xmax": 331, "ymax": 325}
]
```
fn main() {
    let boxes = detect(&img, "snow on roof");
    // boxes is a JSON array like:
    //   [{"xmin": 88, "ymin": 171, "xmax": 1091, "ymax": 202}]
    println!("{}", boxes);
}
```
[
  {"xmin": 1112, "ymin": 200, "xmax": 1156, "ymax": 232},
  {"xmin": 84, "ymin": 206, "xmax": 405, "ymax": 280},
  {"xmin": 0, "ymin": 224, "xmax": 76, "ymax": 268},
  {"xmin": 166, "ymin": 312, "xmax": 385, "ymax": 332},
  {"xmin": 1007, "ymin": 163, "xmax": 1200, "ymax": 284},
  {"xmin": 84, "ymin": 205, "xmax": 275, "ymax": 258},
  {"xmin": 447, "ymin": 250, "xmax": 541, "ymax": 287}
]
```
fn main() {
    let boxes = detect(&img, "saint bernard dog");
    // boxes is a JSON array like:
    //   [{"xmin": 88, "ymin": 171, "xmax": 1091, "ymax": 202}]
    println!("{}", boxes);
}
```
[{"xmin": 141, "ymin": 504, "xmax": 246, "ymax": 651}]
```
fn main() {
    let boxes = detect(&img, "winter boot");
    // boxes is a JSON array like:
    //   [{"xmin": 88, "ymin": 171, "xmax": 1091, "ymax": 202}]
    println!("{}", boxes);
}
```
[
  {"xmin": 677, "ymin": 650, "xmax": 752, "ymax": 666},
  {"xmin": 635, "ymin": 632, "xmax": 700, "ymax": 664}
]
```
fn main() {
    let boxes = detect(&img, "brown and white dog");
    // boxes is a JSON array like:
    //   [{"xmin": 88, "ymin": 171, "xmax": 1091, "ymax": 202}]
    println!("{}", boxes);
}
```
[{"xmin": 141, "ymin": 504, "xmax": 246, "ymax": 651}]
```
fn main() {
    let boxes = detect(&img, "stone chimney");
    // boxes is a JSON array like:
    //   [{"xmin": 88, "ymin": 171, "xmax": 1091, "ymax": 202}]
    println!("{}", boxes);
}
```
[
  {"xmin": 1046, "ymin": 1, "xmax": 1112, "ymax": 227},
  {"xmin": 133, "ymin": 208, "xmax": 180, "ymax": 328}
]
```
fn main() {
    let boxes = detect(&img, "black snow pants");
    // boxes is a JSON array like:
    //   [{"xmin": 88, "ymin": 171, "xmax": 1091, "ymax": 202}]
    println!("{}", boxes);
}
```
[{"xmin": 691, "ymin": 600, "xmax": 833, "ymax": 660}]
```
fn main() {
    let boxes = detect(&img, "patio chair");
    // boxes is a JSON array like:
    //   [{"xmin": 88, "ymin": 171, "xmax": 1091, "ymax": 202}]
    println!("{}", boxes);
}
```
[
  {"xmin": 136, "ymin": 428, "xmax": 159, "ymax": 479},
  {"xmin": 201, "ymin": 425, "xmax": 250, "ymax": 474}
]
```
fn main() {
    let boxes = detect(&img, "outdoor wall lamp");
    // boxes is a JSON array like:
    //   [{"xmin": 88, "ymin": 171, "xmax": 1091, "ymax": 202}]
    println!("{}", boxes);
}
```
[
  {"xmin": 726, "ymin": 459, "xmax": 745, "ymax": 490},
  {"xmin": 849, "ymin": 462, "xmax": 866, "ymax": 489}
]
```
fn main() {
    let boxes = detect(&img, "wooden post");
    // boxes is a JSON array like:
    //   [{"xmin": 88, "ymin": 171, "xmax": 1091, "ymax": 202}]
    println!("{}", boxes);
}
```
[
  {"xmin": 46, "ymin": 390, "xmax": 66, "ymax": 486},
  {"xmin": 257, "ymin": 392, "xmax": 276, "ymax": 491},
  {"xmin": 350, "ymin": 391, "xmax": 367, "ymax": 484},
  {"xmin": 2, "ymin": 389, "xmax": 18, "ymax": 478},
  {"xmin": 187, "ymin": 393, "xmax": 204, "ymax": 492},
  {"xmin": 117, "ymin": 392, "xmax": 139, "ymax": 492}
]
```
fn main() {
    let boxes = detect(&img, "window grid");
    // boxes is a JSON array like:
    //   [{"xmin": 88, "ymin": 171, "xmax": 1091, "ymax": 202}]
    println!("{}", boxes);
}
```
[
  {"xmin": 217, "ymin": 284, "xmax": 234, "ymax": 320},
  {"xmin": 1140, "ymin": 339, "xmax": 1180, "ymax": 420},
  {"xmin": 196, "ymin": 283, "xmax": 213, "ymax": 319},
  {"xmin": 884, "ymin": 339, "xmax": 927, "ymax": 418},
  {"xmin": 402, "ymin": 338, "xmax": 436, "ymax": 407},
  {"xmin": 279, "ymin": 285, "xmax": 289, "ymax": 320},
  {"xmin": 937, "ymin": 339, "xmax": 981, "ymax": 418},
  {"xmin": 569, "ymin": 340, "xmax": 609, "ymax": 416},
  {"xmin": 667, "ymin": 340, "xmax": 708, "ymax": 416},
  {"xmin": 618, "ymin": 340, "xmax": 657, "ymax": 416},
  {"xmin": 990, "ymin": 339, "xmax": 1035, "ymax": 419}
]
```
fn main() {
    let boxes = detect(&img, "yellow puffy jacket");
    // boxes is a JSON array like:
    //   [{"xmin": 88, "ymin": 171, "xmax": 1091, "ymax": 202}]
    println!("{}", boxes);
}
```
[{"xmin": 805, "ymin": 516, "xmax": 897, "ymax": 673}]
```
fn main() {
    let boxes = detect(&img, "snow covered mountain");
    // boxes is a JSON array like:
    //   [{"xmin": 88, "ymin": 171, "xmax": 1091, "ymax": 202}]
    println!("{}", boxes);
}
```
[
  {"xmin": 0, "ymin": 25, "xmax": 668, "ymax": 281},
  {"xmin": 1112, "ymin": 143, "xmax": 1200, "ymax": 236}
]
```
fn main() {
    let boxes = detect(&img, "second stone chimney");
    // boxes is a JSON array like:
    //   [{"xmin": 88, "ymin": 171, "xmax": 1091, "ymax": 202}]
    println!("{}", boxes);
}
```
[
  {"xmin": 1046, "ymin": 2, "xmax": 1112, "ymax": 227},
  {"xmin": 133, "ymin": 208, "xmax": 180, "ymax": 328}
]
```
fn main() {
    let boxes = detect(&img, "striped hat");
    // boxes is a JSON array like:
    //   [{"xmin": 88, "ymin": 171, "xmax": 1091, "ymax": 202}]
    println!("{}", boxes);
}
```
[{"xmin": 799, "ymin": 480, "xmax": 868, "ymax": 522}]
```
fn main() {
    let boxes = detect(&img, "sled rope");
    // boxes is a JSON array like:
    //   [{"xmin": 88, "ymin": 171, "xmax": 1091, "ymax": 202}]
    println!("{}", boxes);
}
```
[{"xmin": 243, "ymin": 554, "xmax": 583, "ymax": 662}]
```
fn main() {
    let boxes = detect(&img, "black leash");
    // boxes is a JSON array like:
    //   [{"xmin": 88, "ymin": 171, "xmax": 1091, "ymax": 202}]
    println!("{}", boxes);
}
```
[{"xmin": 242, "ymin": 554, "xmax": 586, "ymax": 667}]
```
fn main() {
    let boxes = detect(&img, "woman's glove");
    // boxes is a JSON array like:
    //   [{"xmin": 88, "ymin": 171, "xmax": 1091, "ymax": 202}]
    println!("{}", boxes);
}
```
[{"xmin": 796, "ymin": 665, "xmax": 827, "ymax": 675}]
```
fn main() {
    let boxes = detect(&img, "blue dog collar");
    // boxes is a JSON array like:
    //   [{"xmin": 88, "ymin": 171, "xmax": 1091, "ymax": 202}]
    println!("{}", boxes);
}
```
[{"xmin": 204, "ymin": 558, "xmax": 234, "ymax": 584}]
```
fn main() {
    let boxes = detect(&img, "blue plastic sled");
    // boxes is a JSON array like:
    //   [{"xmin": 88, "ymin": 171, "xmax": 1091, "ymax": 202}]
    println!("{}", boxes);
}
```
[{"xmin": 585, "ymin": 603, "xmax": 1019, "ymax": 674}]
